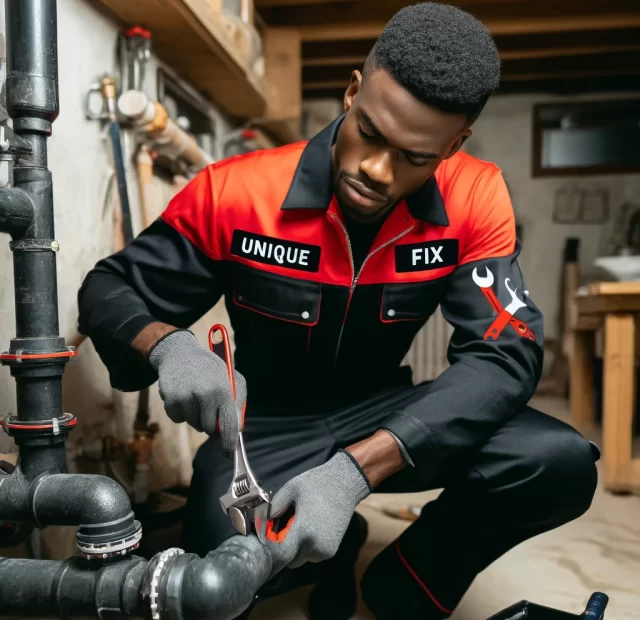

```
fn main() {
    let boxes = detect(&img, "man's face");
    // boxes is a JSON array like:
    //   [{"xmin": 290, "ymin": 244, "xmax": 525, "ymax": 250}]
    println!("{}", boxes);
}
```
[{"xmin": 332, "ymin": 68, "xmax": 472, "ymax": 224}]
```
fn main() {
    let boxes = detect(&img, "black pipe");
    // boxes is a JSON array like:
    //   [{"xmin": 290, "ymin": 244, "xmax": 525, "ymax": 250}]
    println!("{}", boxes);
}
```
[
  {"xmin": 0, "ymin": 6, "xmax": 269, "ymax": 620},
  {"xmin": 0, "ymin": 187, "xmax": 34, "ymax": 237},
  {"xmin": 3, "ymin": 0, "xmax": 68, "ymax": 429},
  {"xmin": 0, "ymin": 464, "xmax": 140, "ymax": 552},
  {"xmin": 0, "ymin": 536, "xmax": 273, "ymax": 620},
  {"xmin": 5, "ymin": 0, "xmax": 58, "ymax": 134},
  {"xmin": 0, "ymin": 0, "xmax": 140, "ymax": 558}
]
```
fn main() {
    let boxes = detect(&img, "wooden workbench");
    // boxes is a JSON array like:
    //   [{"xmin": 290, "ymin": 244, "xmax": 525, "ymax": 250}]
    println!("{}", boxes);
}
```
[{"xmin": 571, "ymin": 281, "xmax": 640, "ymax": 494}]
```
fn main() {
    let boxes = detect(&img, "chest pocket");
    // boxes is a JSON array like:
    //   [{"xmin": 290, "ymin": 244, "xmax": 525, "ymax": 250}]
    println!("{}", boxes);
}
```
[
  {"xmin": 232, "ymin": 263, "xmax": 321, "ymax": 326},
  {"xmin": 380, "ymin": 278, "xmax": 449, "ymax": 323}
]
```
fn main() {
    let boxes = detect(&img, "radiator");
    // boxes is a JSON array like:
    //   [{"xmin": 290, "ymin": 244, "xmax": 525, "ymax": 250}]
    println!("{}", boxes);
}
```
[{"xmin": 402, "ymin": 306, "xmax": 453, "ymax": 383}]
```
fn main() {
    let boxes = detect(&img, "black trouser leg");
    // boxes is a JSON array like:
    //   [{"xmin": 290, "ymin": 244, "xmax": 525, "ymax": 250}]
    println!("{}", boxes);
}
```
[
  {"xmin": 360, "ymin": 403, "xmax": 599, "ymax": 619},
  {"xmin": 182, "ymin": 382, "xmax": 599, "ymax": 619}
]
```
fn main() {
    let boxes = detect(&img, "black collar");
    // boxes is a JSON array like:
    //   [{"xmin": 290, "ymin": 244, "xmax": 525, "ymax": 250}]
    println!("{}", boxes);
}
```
[{"xmin": 280, "ymin": 114, "xmax": 449, "ymax": 227}]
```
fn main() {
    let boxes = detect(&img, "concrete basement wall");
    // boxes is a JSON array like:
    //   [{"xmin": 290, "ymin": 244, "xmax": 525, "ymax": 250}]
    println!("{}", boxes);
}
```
[{"xmin": 0, "ymin": 0, "xmax": 234, "ymax": 500}]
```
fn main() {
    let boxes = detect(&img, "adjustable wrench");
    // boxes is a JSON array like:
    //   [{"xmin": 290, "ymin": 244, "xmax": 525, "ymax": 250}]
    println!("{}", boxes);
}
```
[{"xmin": 209, "ymin": 324, "xmax": 272, "ymax": 543}]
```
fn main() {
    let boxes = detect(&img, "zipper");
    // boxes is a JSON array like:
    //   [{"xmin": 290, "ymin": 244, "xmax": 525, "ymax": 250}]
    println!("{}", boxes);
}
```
[{"xmin": 329, "ymin": 211, "xmax": 415, "ymax": 364}]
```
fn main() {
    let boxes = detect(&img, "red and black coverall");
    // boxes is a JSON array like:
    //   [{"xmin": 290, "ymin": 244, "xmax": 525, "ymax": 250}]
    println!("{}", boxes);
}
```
[{"xmin": 78, "ymin": 115, "xmax": 598, "ymax": 615}]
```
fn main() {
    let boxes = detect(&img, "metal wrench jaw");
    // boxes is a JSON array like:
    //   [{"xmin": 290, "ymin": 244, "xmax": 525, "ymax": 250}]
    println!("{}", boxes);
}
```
[
  {"xmin": 472, "ymin": 266, "xmax": 494, "ymax": 289},
  {"xmin": 219, "ymin": 432, "xmax": 271, "ymax": 537}
]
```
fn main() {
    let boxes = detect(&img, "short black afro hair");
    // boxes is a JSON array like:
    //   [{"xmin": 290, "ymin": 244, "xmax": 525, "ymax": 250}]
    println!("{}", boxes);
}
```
[{"xmin": 365, "ymin": 2, "xmax": 501, "ymax": 122}]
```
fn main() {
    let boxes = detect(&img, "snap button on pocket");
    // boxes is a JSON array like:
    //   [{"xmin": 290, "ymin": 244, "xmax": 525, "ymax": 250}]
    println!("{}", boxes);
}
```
[
  {"xmin": 387, "ymin": 309, "xmax": 396, "ymax": 317},
  {"xmin": 302, "ymin": 311, "xmax": 310, "ymax": 320}
]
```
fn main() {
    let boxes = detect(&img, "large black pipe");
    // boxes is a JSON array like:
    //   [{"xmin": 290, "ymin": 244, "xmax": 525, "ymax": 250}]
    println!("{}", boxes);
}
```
[
  {"xmin": 0, "ymin": 0, "xmax": 140, "ymax": 556},
  {"xmin": 0, "ymin": 536, "xmax": 273, "ymax": 620},
  {"xmin": 5, "ymin": 0, "xmax": 64, "ymax": 416},
  {"xmin": 5, "ymin": 0, "xmax": 59, "ymax": 134}
]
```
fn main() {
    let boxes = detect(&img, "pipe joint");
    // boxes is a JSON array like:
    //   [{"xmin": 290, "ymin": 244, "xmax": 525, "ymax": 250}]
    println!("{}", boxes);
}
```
[
  {"xmin": 0, "ymin": 187, "xmax": 34, "ymax": 238},
  {"xmin": 31, "ymin": 473, "xmax": 142, "ymax": 559}
]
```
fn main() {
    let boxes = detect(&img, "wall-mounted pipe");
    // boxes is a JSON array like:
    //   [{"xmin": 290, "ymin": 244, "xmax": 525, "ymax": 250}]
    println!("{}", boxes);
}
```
[
  {"xmin": 118, "ymin": 90, "xmax": 214, "ymax": 170},
  {"xmin": 0, "ymin": 0, "xmax": 141, "ymax": 560},
  {"xmin": 136, "ymin": 143, "xmax": 156, "ymax": 230},
  {"xmin": 0, "ymin": 4, "xmax": 272, "ymax": 620}
]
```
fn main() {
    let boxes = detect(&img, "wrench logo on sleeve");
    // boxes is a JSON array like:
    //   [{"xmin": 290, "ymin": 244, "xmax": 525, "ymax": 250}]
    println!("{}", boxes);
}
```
[{"xmin": 471, "ymin": 266, "xmax": 536, "ymax": 342}]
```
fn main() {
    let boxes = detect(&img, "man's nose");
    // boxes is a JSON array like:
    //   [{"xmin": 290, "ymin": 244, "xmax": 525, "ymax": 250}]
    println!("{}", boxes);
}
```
[{"xmin": 360, "ymin": 150, "xmax": 394, "ymax": 187}]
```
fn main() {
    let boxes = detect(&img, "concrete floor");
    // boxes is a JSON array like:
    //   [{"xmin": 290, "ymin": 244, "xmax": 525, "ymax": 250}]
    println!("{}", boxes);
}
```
[{"xmin": 252, "ymin": 396, "xmax": 640, "ymax": 620}]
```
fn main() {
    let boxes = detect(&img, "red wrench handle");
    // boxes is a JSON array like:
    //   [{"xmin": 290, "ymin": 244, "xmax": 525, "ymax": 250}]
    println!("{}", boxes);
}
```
[
  {"xmin": 484, "ymin": 310, "xmax": 512, "ymax": 341},
  {"xmin": 478, "ymin": 284, "xmax": 536, "ymax": 342},
  {"xmin": 480, "ymin": 287, "xmax": 504, "ymax": 315},
  {"xmin": 208, "ymin": 324, "xmax": 247, "ymax": 431}
]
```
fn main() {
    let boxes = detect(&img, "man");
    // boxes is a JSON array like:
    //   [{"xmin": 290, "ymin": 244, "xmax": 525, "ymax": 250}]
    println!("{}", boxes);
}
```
[{"xmin": 78, "ymin": 3, "xmax": 598, "ymax": 618}]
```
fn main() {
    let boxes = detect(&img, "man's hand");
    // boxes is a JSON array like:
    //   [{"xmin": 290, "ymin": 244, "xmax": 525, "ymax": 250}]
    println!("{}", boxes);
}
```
[
  {"xmin": 266, "ymin": 450, "xmax": 372, "ymax": 577},
  {"xmin": 145, "ymin": 328, "xmax": 246, "ymax": 455}
]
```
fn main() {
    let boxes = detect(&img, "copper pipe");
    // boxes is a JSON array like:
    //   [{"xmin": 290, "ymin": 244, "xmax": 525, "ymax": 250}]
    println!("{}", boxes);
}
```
[
  {"xmin": 118, "ymin": 90, "xmax": 213, "ymax": 170},
  {"xmin": 136, "ymin": 144, "xmax": 155, "ymax": 229}
]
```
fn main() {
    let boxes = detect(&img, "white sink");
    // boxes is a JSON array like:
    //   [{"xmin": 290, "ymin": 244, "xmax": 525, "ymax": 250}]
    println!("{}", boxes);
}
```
[{"xmin": 593, "ymin": 255, "xmax": 640, "ymax": 281}]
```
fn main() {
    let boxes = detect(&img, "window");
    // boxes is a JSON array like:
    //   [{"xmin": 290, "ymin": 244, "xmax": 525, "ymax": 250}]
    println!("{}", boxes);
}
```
[{"xmin": 532, "ymin": 99, "xmax": 640, "ymax": 177}]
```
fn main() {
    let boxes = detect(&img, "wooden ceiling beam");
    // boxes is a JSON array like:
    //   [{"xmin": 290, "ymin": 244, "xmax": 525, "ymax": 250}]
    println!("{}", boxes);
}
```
[
  {"xmin": 304, "ymin": 55, "xmax": 365, "ymax": 67},
  {"xmin": 303, "ymin": 43, "xmax": 640, "ymax": 66},
  {"xmin": 301, "ymin": 26, "xmax": 640, "ymax": 58},
  {"xmin": 270, "ymin": 0, "xmax": 640, "ymax": 28},
  {"xmin": 303, "ymin": 50, "xmax": 640, "ymax": 84},
  {"xmin": 304, "ymin": 75, "xmax": 640, "ymax": 100},
  {"xmin": 303, "ymin": 65, "xmax": 640, "ymax": 92},
  {"xmin": 255, "ymin": 0, "xmax": 357, "ymax": 6},
  {"xmin": 297, "ymin": 13, "xmax": 640, "ymax": 41},
  {"xmin": 501, "ymin": 68, "xmax": 640, "ymax": 81},
  {"xmin": 493, "ymin": 26, "xmax": 640, "ymax": 52}
]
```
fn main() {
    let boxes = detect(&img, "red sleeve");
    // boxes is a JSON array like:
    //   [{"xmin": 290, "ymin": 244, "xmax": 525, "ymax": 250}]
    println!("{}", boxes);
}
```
[
  {"xmin": 460, "ymin": 167, "xmax": 516, "ymax": 265},
  {"xmin": 160, "ymin": 165, "xmax": 222, "ymax": 260}
]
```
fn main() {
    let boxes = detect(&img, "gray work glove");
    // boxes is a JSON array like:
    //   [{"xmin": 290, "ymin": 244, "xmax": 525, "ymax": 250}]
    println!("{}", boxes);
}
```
[
  {"xmin": 148, "ymin": 329, "xmax": 246, "ymax": 455},
  {"xmin": 265, "ymin": 450, "xmax": 372, "ymax": 577}
]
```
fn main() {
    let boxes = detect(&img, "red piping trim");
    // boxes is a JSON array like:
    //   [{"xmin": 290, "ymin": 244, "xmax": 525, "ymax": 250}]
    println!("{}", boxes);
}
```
[
  {"xmin": 0, "ymin": 350, "xmax": 78, "ymax": 361},
  {"xmin": 1, "ymin": 418, "xmax": 78, "ymax": 431},
  {"xmin": 395, "ymin": 540, "xmax": 454, "ymax": 615},
  {"xmin": 232, "ymin": 274, "xmax": 321, "ymax": 327},
  {"xmin": 233, "ymin": 295, "xmax": 320, "ymax": 327}
]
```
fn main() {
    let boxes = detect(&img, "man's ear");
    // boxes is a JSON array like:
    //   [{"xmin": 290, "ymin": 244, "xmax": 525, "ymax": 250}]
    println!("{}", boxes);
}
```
[
  {"xmin": 445, "ymin": 129, "xmax": 472, "ymax": 159},
  {"xmin": 344, "ymin": 70, "xmax": 362, "ymax": 113}
]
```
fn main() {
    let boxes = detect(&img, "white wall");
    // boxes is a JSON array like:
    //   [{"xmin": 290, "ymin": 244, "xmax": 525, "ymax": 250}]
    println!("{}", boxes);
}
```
[
  {"xmin": 0, "ymin": 0, "xmax": 234, "ymax": 495},
  {"xmin": 464, "ymin": 92, "xmax": 640, "ymax": 338}
]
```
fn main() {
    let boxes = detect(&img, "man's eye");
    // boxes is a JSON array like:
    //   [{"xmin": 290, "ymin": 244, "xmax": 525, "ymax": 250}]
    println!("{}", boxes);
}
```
[
  {"xmin": 358, "ymin": 125, "xmax": 376, "ymax": 140},
  {"xmin": 407, "ymin": 157, "xmax": 430, "ymax": 167}
]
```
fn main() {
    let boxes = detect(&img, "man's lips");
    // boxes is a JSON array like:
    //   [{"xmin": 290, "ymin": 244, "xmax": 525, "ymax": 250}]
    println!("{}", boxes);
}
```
[{"xmin": 343, "ymin": 177, "xmax": 387, "ymax": 203}]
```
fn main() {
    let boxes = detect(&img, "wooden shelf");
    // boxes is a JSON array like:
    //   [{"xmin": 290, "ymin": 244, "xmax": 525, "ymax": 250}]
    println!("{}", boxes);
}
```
[{"xmin": 93, "ymin": 0, "xmax": 267, "ymax": 119}]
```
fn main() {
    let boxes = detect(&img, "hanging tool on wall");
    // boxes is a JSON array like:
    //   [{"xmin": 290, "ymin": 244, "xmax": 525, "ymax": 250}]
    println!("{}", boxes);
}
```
[
  {"xmin": 99, "ymin": 75, "xmax": 135, "ymax": 244},
  {"xmin": 86, "ymin": 74, "xmax": 135, "ymax": 243}
]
